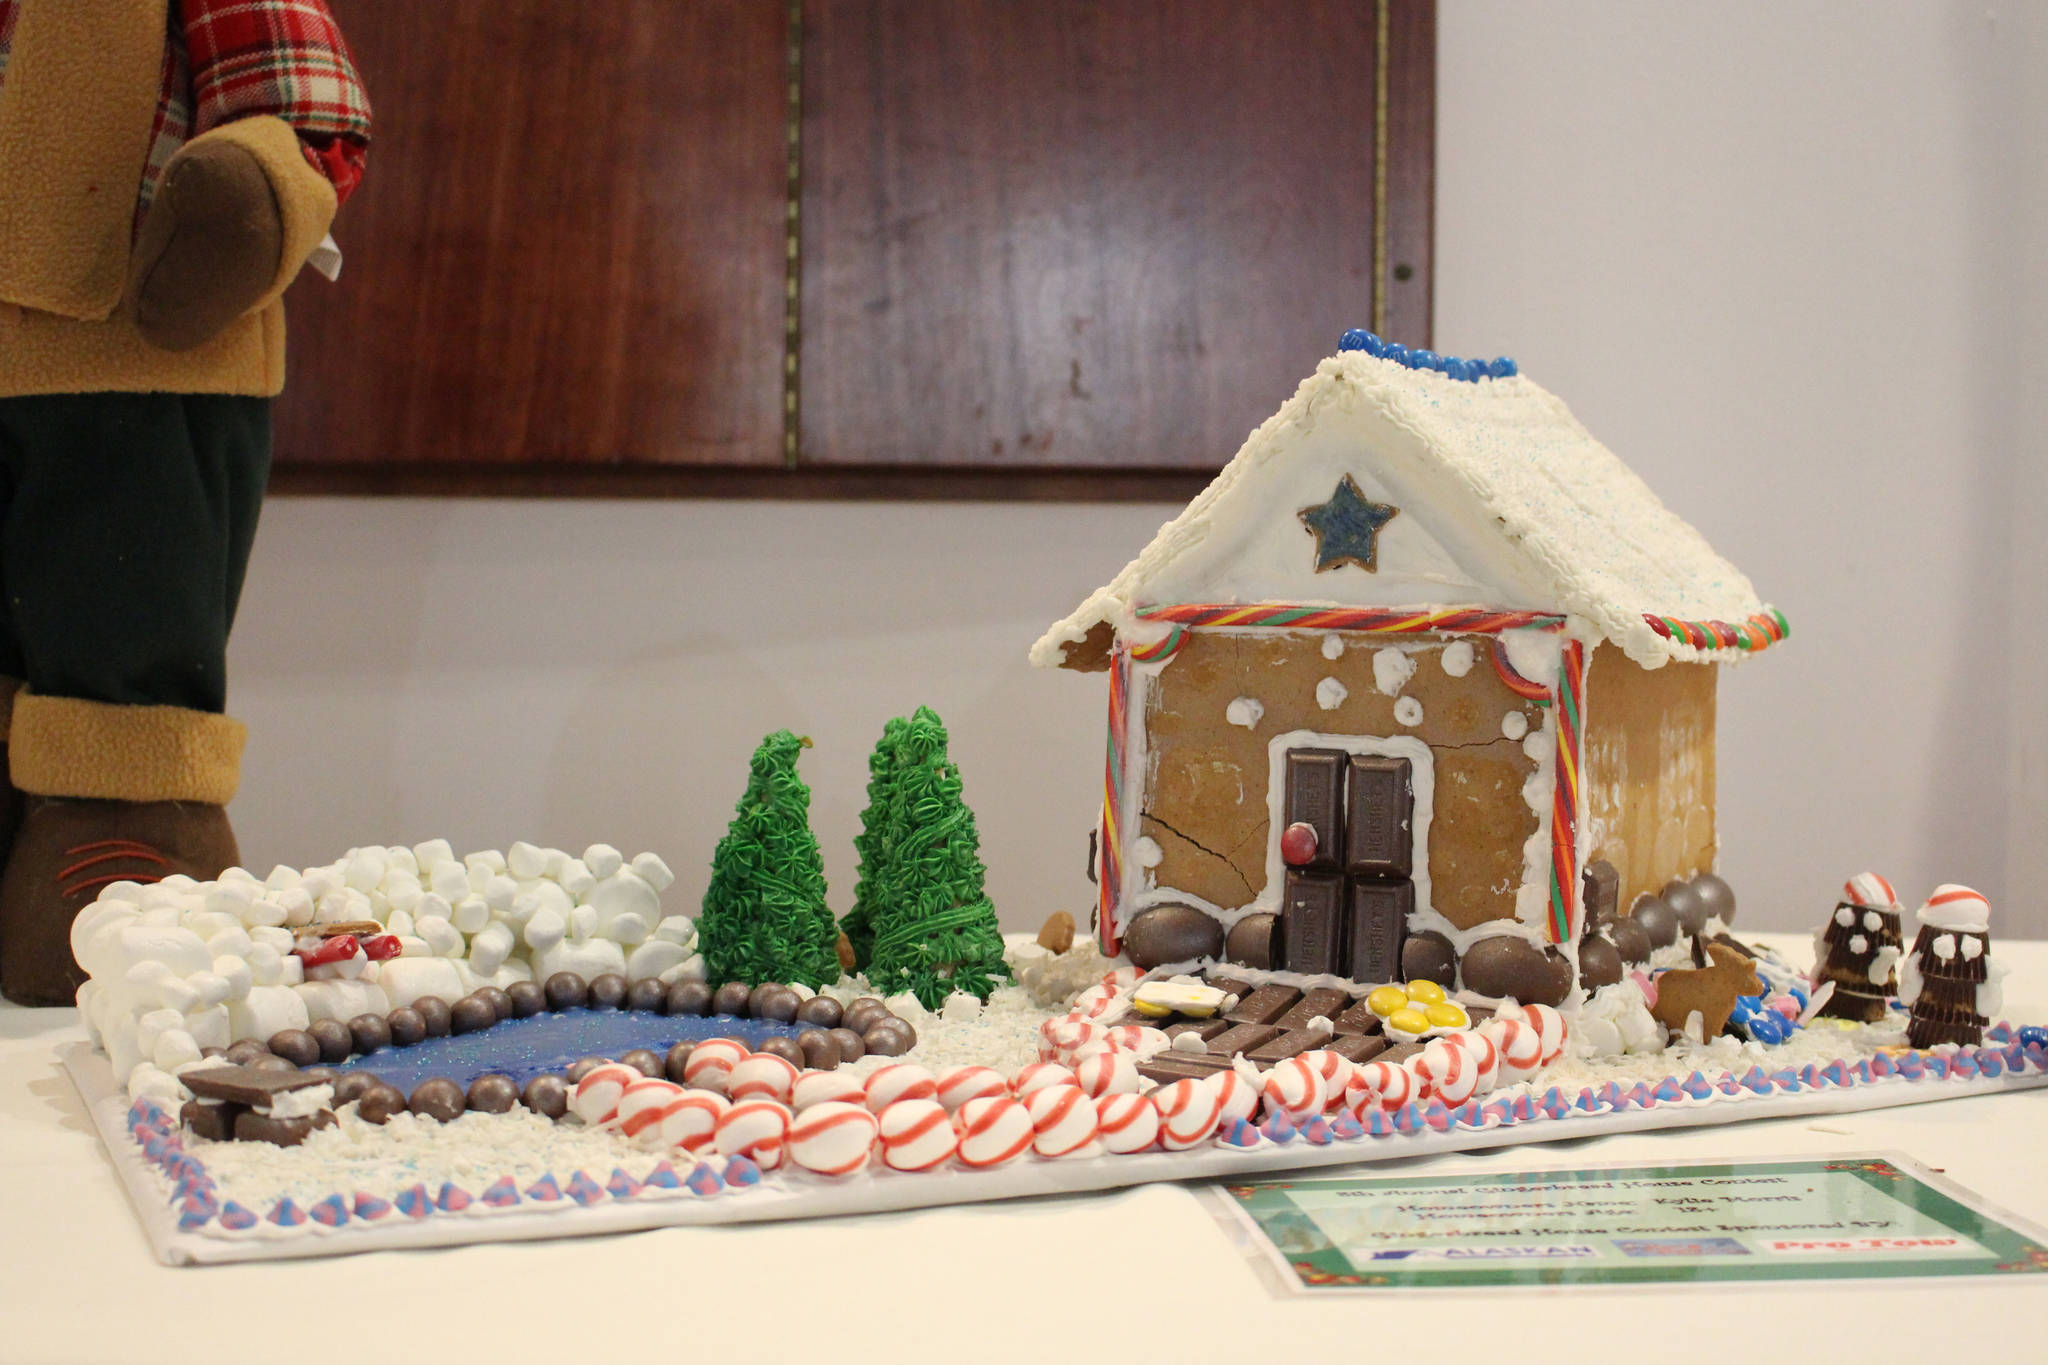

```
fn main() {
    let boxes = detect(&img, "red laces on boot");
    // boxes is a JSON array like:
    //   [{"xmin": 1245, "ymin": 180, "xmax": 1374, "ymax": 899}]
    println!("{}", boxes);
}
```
[{"xmin": 57, "ymin": 839, "xmax": 171, "ymax": 899}]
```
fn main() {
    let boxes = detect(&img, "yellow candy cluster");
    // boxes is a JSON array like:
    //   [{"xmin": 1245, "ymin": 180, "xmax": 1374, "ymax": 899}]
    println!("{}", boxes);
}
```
[{"xmin": 1367, "ymin": 980, "xmax": 1469, "ymax": 1038}]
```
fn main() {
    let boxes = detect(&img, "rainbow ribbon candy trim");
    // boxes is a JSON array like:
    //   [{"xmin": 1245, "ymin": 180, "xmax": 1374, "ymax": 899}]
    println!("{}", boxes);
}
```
[
  {"xmin": 1134, "ymin": 603, "xmax": 1566, "ymax": 634},
  {"xmin": 1644, "ymin": 608, "xmax": 1790, "ymax": 654}
]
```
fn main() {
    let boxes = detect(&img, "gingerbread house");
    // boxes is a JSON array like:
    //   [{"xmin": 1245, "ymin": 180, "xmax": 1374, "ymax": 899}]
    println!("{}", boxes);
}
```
[{"xmin": 1032, "ymin": 331, "xmax": 1787, "ymax": 1005}]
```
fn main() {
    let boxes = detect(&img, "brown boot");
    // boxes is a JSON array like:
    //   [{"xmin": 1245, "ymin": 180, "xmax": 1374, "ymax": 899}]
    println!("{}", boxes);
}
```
[{"xmin": 0, "ymin": 797, "xmax": 239, "ymax": 1006}]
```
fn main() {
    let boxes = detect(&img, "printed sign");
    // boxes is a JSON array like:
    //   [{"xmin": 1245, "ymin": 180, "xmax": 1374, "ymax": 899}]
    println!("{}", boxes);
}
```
[{"xmin": 1211, "ymin": 1155, "xmax": 2048, "ymax": 1290}]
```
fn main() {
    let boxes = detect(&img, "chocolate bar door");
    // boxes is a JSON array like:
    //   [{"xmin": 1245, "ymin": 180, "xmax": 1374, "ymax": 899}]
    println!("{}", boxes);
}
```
[
  {"xmin": 1280, "ymin": 870, "xmax": 1346, "ymax": 975},
  {"xmin": 1281, "ymin": 749, "xmax": 1346, "ymax": 872},
  {"xmin": 1343, "ymin": 753, "xmax": 1415, "ymax": 984}
]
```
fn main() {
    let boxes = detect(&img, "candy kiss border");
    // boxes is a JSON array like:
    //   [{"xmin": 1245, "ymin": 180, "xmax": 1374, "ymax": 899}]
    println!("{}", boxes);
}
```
[{"xmin": 63, "ymin": 1044, "xmax": 2048, "ymax": 1268}]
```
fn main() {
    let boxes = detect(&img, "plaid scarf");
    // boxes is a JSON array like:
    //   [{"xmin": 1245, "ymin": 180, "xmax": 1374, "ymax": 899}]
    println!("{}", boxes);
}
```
[{"xmin": 0, "ymin": 0, "xmax": 370, "ymax": 221}]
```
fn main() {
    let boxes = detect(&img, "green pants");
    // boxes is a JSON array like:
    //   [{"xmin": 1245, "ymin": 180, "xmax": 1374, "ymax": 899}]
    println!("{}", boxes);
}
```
[{"xmin": 0, "ymin": 393, "xmax": 270, "ymax": 716}]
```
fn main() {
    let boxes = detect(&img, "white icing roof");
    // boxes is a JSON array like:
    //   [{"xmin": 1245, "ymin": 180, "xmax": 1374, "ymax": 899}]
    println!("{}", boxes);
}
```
[{"xmin": 1032, "ymin": 348, "xmax": 1776, "ymax": 669}]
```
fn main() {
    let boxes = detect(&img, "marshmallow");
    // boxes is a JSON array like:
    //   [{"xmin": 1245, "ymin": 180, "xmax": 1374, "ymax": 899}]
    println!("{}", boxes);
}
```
[
  {"xmin": 481, "ymin": 875, "xmax": 517, "ymax": 915},
  {"xmin": 1024, "ymin": 1083, "xmax": 1099, "ymax": 1158},
  {"xmin": 507, "ymin": 841, "xmax": 549, "ymax": 880},
  {"xmin": 427, "ymin": 860, "xmax": 469, "ymax": 901},
  {"xmin": 558, "ymin": 859, "xmax": 596, "ymax": 898},
  {"xmin": 531, "ymin": 937, "xmax": 625, "ymax": 985},
  {"xmin": 787, "ymin": 1101, "xmax": 879, "ymax": 1177},
  {"xmin": 1094, "ymin": 1092, "xmax": 1161, "ymax": 1154},
  {"xmin": 877, "ymin": 1098, "xmax": 957, "ymax": 1172},
  {"xmin": 953, "ymin": 1096, "xmax": 1034, "ymax": 1168},
  {"xmin": 343, "ymin": 847, "xmax": 387, "ymax": 892},
  {"xmin": 228, "ymin": 984, "xmax": 308, "ymax": 1042},
  {"xmin": 714, "ymin": 1100, "xmax": 792, "ymax": 1171},
  {"xmin": 631, "ymin": 852, "xmax": 675, "ymax": 892},
  {"xmin": 582, "ymin": 844, "xmax": 624, "ymax": 879},
  {"xmin": 625, "ymin": 938, "xmax": 688, "ymax": 983},
  {"xmin": 791, "ymin": 1070, "xmax": 867, "ymax": 1112},
  {"xmin": 607, "ymin": 912, "xmax": 651, "ymax": 947},
  {"xmin": 524, "ymin": 907, "xmax": 566, "ymax": 952},
  {"xmin": 296, "ymin": 978, "xmax": 389, "ymax": 1024},
  {"xmin": 468, "ymin": 922, "xmax": 514, "ymax": 976},
  {"xmin": 864, "ymin": 1063, "xmax": 939, "ymax": 1113},
  {"xmin": 450, "ymin": 894, "xmax": 490, "ymax": 936},
  {"xmin": 416, "ymin": 915, "xmax": 465, "ymax": 959},
  {"xmin": 377, "ymin": 957, "xmax": 466, "ymax": 1010},
  {"xmin": 412, "ymin": 839, "xmax": 455, "ymax": 868},
  {"xmin": 727, "ymin": 1054, "xmax": 800, "ymax": 1106}
]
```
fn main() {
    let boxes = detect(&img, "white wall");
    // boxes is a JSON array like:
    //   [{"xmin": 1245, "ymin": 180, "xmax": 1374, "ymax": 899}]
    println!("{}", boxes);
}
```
[{"xmin": 228, "ymin": 3, "xmax": 2045, "ymax": 937}]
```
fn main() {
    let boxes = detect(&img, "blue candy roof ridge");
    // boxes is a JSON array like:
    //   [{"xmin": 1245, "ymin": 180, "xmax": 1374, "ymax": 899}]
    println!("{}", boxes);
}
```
[{"xmin": 1337, "ymin": 328, "xmax": 1516, "ymax": 382}]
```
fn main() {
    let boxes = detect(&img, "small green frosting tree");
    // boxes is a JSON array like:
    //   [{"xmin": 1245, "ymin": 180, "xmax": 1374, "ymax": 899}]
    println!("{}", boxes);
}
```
[
  {"xmin": 698, "ymin": 730, "xmax": 840, "ymax": 988},
  {"xmin": 860, "ymin": 706, "xmax": 1009, "ymax": 1009},
  {"xmin": 840, "ymin": 713, "xmax": 908, "ymax": 972}
]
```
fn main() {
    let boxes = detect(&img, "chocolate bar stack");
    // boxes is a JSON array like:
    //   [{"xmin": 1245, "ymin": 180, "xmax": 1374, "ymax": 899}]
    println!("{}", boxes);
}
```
[{"xmin": 181, "ymin": 1065, "xmax": 339, "ymax": 1147}]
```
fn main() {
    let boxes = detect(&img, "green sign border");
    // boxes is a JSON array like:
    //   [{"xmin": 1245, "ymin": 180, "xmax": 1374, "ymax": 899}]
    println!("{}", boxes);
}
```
[{"xmin": 1216, "ymin": 1156, "xmax": 2048, "ymax": 1290}]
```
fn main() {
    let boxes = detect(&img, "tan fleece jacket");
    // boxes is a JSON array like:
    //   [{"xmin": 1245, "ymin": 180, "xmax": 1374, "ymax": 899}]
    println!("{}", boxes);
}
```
[{"xmin": 0, "ymin": 0, "xmax": 337, "ymax": 398}]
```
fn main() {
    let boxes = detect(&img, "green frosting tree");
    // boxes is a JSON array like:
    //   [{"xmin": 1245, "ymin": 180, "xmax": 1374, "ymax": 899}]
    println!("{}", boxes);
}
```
[
  {"xmin": 860, "ymin": 706, "xmax": 1009, "ymax": 1009},
  {"xmin": 840, "ymin": 713, "xmax": 908, "ymax": 972},
  {"xmin": 698, "ymin": 730, "xmax": 840, "ymax": 988}
]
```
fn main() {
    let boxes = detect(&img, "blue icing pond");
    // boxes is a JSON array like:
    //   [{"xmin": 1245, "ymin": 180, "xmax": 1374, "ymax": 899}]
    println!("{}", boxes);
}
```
[{"xmin": 332, "ymin": 1010, "xmax": 815, "ymax": 1092}]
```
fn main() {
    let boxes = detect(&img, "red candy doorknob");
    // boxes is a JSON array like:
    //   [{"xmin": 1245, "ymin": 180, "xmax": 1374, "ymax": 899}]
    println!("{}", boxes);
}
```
[{"xmin": 1280, "ymin": 822, "xmax": 1318, "ymax": 867}]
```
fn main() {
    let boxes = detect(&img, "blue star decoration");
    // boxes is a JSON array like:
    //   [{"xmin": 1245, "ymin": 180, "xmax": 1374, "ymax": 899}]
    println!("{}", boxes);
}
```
[{"xmin": 1298, "ymin": 475, "xmax": 1399, "ymax": 573}]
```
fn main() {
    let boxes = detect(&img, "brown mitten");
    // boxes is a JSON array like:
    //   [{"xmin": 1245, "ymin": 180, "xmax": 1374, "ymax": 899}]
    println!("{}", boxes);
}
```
[{"xmin": 125, "ymin": 139, "xmax": 284, "ymax": 352}]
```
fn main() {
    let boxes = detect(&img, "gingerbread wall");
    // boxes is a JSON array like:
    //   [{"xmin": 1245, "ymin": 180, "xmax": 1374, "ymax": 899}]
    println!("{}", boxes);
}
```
[
  {"xmin": 1581, "ymin": 644, "xmax": 1718, "ymax": 913},
  {"xmin": 1135, "ymin": 631, "xmax": 1546, "ymax": 930}
]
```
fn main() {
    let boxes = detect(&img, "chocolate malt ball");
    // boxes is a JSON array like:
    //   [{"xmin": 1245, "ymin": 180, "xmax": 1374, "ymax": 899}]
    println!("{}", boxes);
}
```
[
  {"xmin": 1400, "ymin": 930, "xmax": 1457, "ymax": 989},
  {"xmin": 330, "ymin": 1071, "xmax": 378, "ymax": 1107},
  {"xmin": 587, "ymin": 974, "xmax": 628, "ymax": 1011},
  {"xmin": 1578, "ymin": 935, "xmax": 1625, "ymax": 990},
  {"xmin": 1691, "ymin": 873, "xmax": 1737, "ymax": 927},
  {"xmin": 797, "ymin": 1029, "xmax": 839, "ymax": 1070},
  {"xmin": 347, "ymin": 1013, "xmax": 392, "ymax": 1056},
  {"xmin": 465, "ymin": 1074, "xmax": 519, "ymax": 1115},
  {"xmin": 408, "ymin": 1078, "xmax": 467, "ymax": 1122},
  {"xmin": 415, "ymin": 995, "xmax": 453, "ymax": 1037},
  {"xmin": 828, "ymin": 1027, "xmax": 866, "ymax": 1063},
  {"xmin": 667, "ymin": 981, "xmax": 713, "ymax": 1016},
  {"xmin": 712, "ymin": 981, "xmax": 754, "ymax": 1017},
  {"xmin": 250, "ymin": 1053, "xmax": 300, "ymax": 1073},
  {"xmin": 664, "ymin": 1041, "xmax": 696, "ymax": 1083},
  {"xmin": 521, "ymin": 1074, "xmax": 570, "ymax": 1120},
  {"xmin": 757, "ymin": 1036, "xmax": 806, "ymax": 1068},
  {"xmin": 356, "ymin": 1083, "xmax": 409, "ymax": 1125},
  {"xmin": 477, "ymin": 986, "xmax": 515, "ymax": 1022},
  {"xmin": 565, "ymin": 1056, "xmax": 609, "ymax": 1084},
  {"xmin": 505, "ymin": 980, "xmax": 547, "ymax": 1018},
  {"xmin": 1608, "ymin": 915, "xmax": 1653, "ymax": 966},
  {"xmin": 625, "ymin": 978, "xmax": 668, "ymax": 1013},
  {"xmin": 795, "ymin": 995, "xmax": 843, "ymax": 1029},
  {"xmin": 1630, "ymin": 896, "xmax": 1680, "ymax": 950},
  {"xmin": 621, "ymin": 1049, "xmax": 664, "ymax": 1078},
  {"xmin": 543, "ymin": 972, "xmax": 588, "ymax": 1011},
  {"xmin": 751, "ymin": 984, "xmax": 801, "ymax": 1023},
  {"xmin": 309, "ymin": 1019, "xmax": 354, "ymax": 1064},
  {"xmin": 266, "ymin": 1029, "xmax": 318, "ymax": 1067},
  {"xmin": 1663, "ymin": 880, "xmax": 1709, "ymax": 937},
  {"xmin": 862, "ymin": 1019, "xmax": 916, "ymax": 1057},
  {"xmin": 840, "ymin": 997, "xmax": 889, "ymax": 1036},
  {"xmin": 224, "ymin": 1039, "xmax": 270, "ymax": 1067},
  {"xmin": 450, "ymin": 995, "xmax": 497, "ymax": 1035},
  {"xmin": 385, "ymin": 1006, "xmax": 426, "ymax": 1047},
  {"xmin": 1224, "ymin": 912, "xmax": 1279, "ymax": 970}
]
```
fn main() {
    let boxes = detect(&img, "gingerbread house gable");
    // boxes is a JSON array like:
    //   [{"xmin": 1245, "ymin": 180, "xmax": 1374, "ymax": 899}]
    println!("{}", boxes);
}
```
[{"xmin": 1032, "ymin": 336, "xmax": 1782, "ymax": 673}]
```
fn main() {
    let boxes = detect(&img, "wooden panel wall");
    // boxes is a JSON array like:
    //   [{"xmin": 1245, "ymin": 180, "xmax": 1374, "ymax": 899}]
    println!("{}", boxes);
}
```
[
  {"xmin": 274, "ymin": 0, "xmax": 789, "ymax": 472},
  {"xmin": 271, "ymin": 0, "xmax": 1435, "ymax": 495}
]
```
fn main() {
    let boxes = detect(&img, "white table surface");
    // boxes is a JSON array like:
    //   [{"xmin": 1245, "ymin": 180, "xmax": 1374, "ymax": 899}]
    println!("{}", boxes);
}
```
[{"xmin": 6, "ymin": 933, "xmax": 2046, "ymax": 1364}]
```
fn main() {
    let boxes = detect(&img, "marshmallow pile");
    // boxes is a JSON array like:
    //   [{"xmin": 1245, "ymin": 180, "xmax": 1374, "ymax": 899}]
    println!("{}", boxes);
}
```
[{"xmin": 73, "ymin": 841, "xmax": 694, "ymax": 1104}]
